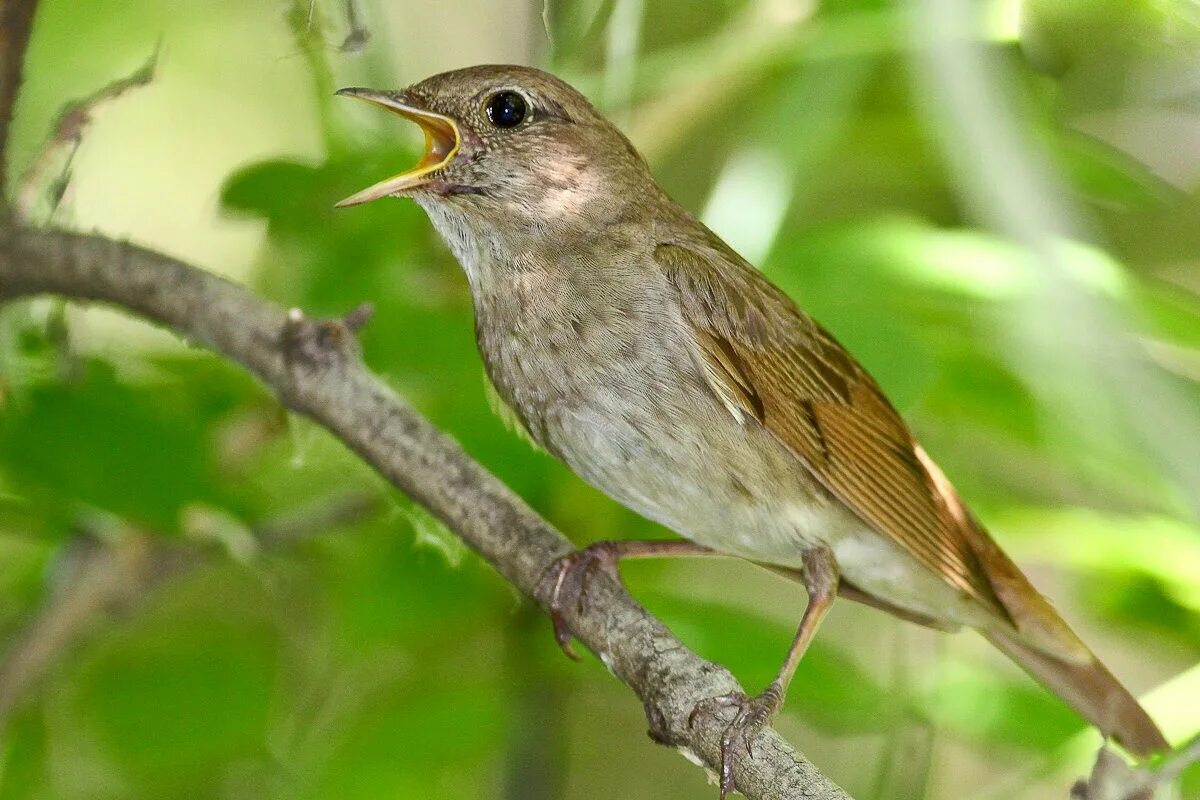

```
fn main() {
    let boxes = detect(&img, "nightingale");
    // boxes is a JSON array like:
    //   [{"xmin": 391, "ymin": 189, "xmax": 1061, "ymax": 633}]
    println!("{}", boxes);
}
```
[{"xmin": 335, "ymin": 65, "xmax": 1168, "ymax": 794}]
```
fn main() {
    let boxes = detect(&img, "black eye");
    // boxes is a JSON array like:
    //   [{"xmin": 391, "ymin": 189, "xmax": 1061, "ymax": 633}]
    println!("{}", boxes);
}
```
[{"xmin": 485, "ymin": 91, "xmax": 527, "ymax": 128}]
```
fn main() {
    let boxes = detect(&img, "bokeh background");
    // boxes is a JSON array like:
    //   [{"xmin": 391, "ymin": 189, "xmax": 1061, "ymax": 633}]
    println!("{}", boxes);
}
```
[{"xmin": 2, "ymin": 0, "xmax": 1199, "ymax": 798}]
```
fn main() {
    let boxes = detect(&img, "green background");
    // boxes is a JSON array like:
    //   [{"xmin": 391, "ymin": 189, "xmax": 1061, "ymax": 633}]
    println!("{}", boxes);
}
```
[{"xmin": 1, "ymin": 0, "xmax": 1199, "ymax": 797}]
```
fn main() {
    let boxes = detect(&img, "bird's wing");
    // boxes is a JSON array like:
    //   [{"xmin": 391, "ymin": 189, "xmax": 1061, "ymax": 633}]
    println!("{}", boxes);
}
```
[
  {"xmin": 657, "ymin": 240, "xmax": 1161, "ymax": 747},
  {"xmin": 656, "ymin": 239, "xmax": 1089, "ymax": 661}
]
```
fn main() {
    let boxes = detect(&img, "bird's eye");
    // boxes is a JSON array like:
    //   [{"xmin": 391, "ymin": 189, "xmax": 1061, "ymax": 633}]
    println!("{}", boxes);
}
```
[{"xmin": 485, "ymin": 91, "xmax": 528, "ymax": 128}]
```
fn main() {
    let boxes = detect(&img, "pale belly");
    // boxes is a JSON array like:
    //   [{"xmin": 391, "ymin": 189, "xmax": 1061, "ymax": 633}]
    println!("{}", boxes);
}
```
[
  {"xmin": 544, "ymin": 378, "xmax": 849, "ymax": 564},
  {"xmin": 540, "ymin": 373, "xmax": 995, "ymax": 629}
]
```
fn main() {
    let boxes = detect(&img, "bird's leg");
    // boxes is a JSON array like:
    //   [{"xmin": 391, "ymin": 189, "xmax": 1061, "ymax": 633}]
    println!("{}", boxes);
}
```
[
  {"xmin": 690, "ymin": 546, "xmax": 839, "ymax": 799},
  {"xmin": 535, "ymin": 539, "xmax": 718, "ymax": 659}
]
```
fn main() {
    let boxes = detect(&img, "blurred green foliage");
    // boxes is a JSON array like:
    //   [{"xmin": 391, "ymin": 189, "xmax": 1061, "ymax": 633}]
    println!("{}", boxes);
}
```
[{"xmin": 1, "ymin": 0, "xmax": 1199, "ymax": 798}]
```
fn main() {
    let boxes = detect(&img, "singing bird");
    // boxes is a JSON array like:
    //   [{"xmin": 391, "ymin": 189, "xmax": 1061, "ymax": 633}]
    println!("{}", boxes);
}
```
[{"xmin": 336, "ymin": 65, "xmax": 1167, "ymax": 793}]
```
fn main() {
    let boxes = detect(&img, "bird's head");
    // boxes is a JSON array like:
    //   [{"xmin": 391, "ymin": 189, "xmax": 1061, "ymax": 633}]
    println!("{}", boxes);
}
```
[{"xmin": 336, "ymin": 65, "xmax": 656, "ymax": 236}]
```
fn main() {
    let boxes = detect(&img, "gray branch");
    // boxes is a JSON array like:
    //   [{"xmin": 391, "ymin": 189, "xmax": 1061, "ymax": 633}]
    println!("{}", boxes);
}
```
[{"xmin": 0, "ymin": 223, "xmax": 851, "ymax": 800}]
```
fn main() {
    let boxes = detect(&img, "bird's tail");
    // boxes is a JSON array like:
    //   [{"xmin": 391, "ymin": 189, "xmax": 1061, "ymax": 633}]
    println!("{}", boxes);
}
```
[{"xmin": 983, "ymin": 628, "xmax": 1168, "ymax": 758}]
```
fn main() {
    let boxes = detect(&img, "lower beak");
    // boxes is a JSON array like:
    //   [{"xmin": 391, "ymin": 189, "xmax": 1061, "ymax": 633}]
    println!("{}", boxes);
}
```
[{"xmin": 334, "ymin": 87, "xmax": 461, "ymax": 207}]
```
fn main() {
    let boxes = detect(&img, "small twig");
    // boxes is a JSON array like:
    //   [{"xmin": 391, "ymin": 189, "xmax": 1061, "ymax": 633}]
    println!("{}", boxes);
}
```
[
  {"xmin": 1072, "ymin": 735, "xmax": 1200, "ymax": 800},
  {"xmin": 287, "ymin": 0, "xmax": 336, "ymax": 144},
  {"xmin": 15, "ymin": 44, "xmax": 158, "ymax": 222},
  {"xmin": 0, "ymin": 0, "xmax": 38, "ymax": 201},
  {"xmin": 1071, "ymin": 746, "xmax": 1153, "ymax": 800},
  {"xmin": 0, "ymin": 530, "xmax": 182, "ymax": 722},
  {"xmin": 341, "ymin": 301, "xmax": 373, "ymax": 332},
  {"xmin": 1155, "ymin": 733, "xmax": 1200, "ymax": 786},
  {"xmin": 41, "ymin": 137, "xmax": 78, "ymax": 222},
  {"xmin": 340, "ymin": 0, "xmax": 369, "ymax": 53},
  {"xmin": 0, "ymin": 490, "xmax": 385, "ymax": 721}
]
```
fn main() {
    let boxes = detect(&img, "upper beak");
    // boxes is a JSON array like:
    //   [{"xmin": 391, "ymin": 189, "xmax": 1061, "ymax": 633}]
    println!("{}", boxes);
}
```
[{"xmin": 334, "ymin": 87, "xmax": 462, "ymax": 207}]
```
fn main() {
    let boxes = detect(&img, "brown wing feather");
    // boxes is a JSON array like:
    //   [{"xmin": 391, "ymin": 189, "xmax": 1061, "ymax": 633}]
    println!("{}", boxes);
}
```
[
  {"xmin": 657, "ymin": 241, "xmax": 1009, "ymax": 617},
  {"xmin": 656, "ymin": 241, "xmax": 1168, "ymax": 746}
]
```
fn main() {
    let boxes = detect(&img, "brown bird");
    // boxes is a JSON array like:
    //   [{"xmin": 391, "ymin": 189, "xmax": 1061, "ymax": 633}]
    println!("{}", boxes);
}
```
[{"xmin": 336, "ymin": 65, "xmax": 1168, "ymax": 794}]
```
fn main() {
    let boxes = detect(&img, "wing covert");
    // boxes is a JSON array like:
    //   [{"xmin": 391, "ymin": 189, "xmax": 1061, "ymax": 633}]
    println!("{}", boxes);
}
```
[{"xmin": 656, "ymin": 241, "xmax": 1005, "ymax": 613}]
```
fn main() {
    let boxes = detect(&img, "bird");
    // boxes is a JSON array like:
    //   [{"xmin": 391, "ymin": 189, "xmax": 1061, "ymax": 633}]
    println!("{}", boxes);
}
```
[{"xmin": 335, "ymin": 64, "xmax": 1168, "ymax": 795}]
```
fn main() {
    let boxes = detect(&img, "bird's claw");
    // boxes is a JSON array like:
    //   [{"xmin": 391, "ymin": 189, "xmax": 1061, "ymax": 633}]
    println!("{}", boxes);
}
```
[
  {"xmin": 688, "ymin": 685, "xmax": 783, "ymax": 799},
  {"xmin": 535, "ymin": 541, "xmax": 621, "ymax": 660}
]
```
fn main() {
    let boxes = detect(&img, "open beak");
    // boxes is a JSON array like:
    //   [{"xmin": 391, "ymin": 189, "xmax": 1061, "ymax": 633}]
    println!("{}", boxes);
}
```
[{"xmin": 334, "ymin": 87, "xmax": 461, "ymax": 207}]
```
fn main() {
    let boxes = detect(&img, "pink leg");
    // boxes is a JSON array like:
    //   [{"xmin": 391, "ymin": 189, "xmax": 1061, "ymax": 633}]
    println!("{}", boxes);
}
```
[{"xmin": 690, "ymin": 546, "xmax": 839, "ymax": 799}]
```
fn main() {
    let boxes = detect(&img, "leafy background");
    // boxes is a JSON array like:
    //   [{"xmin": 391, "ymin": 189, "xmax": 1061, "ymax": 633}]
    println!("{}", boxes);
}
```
[{"xmin": 1, "ymin": 0, "xmax": 1199, "ymax": 798}]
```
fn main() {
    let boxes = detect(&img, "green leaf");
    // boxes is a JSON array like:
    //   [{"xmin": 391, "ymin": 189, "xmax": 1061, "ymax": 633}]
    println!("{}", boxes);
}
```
[
  {"xmin": 0, "ymin": 360, "xmax": 234, "ymax": 533},
  {"xmin": 926, "ymin": 657, "xmax": 1083, "ymax": 750},
  {"xmin": 77, "ymin": 604, "xmax": 277, "ymax": 787}
]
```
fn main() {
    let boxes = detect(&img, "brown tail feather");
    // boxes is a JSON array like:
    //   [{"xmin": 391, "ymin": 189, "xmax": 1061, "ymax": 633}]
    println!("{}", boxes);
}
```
[{"xmin": 984, "ymin": 629, "xmax": 1168, "ymax": 758}]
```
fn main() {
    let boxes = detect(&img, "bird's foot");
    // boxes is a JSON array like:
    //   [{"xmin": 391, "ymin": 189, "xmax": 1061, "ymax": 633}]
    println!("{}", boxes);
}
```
[
  {"xmin": 535, "ymin": 541, "xmax": 622, "ymax": 660},
  {"xmin": 689, "ymin": 682, "xmax": 785, "ymax": 799}
]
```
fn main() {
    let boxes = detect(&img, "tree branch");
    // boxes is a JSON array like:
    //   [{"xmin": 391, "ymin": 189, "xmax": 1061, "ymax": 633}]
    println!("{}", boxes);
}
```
[
  {"xmin": 0, "ymin": 224, "xmax": 851, "ymax": 800},
  {"xmin": 0, "ymin": 530, "xmax": 173, "ymax": 720},
  {"xmin": 0, "ymin": 491, "xmax": 385, "ymax": 721}
]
